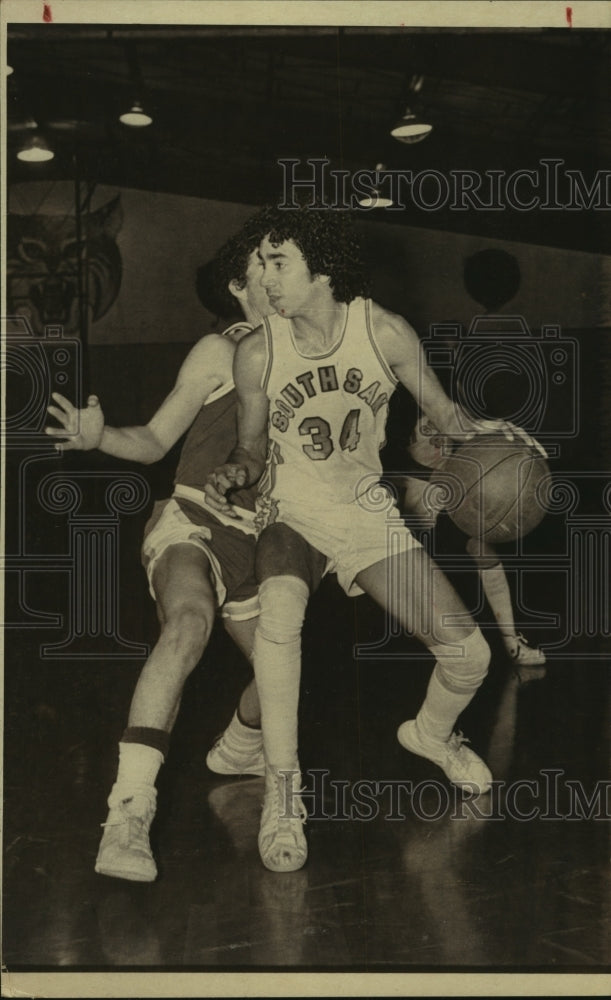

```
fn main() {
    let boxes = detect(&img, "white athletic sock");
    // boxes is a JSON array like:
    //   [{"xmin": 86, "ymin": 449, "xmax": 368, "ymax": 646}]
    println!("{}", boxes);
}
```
[
  {"xmin": 479, "ymin": 563, "xmax": 516, "ymax": 640},
  {"xmin": 416, "ymin": 668, "xmax": 476, "ymax": 743},
  {"xmin": 228, "ymin": 710, "xmax": 262, "ymax": 743},
  {"xmin": 416, "ymin": 630, "xmax": 490, "ymax": 743},
  {"xmin": 252, "ymin": 575, "xmax": 309, "ymax": 772},
  {"xmin": 115, "ymin": 741, "xmax": 164, "ymax": 791}
]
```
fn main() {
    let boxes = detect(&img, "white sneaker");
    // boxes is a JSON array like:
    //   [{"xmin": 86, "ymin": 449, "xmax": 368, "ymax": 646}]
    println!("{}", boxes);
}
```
[
  {"xmin": 95, "ymin": 783, "xmax": 157, "ymax": 882},
  {"xmin": 397, "ymin": 719, "xmax": 492, "ymax": 795},
  {"xmin": 505, "ymin": 633, "xmax": 546, "ymax": 668},
  {"xmin": 206, "ymin": 712, "xmax": 265, "ymax": 776},
  {"xmin": 258, "ymin": 765, "xmax": 308, "ymax": 873}
]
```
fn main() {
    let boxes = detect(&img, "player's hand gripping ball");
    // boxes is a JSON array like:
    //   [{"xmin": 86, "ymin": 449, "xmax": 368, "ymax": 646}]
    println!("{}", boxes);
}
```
[{"xmin": 432, "ymin": 432, "xmax": 551, "ymax": 543}]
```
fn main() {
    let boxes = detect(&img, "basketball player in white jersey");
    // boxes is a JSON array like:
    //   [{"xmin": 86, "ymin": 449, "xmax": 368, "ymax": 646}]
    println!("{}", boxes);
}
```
[
  {"xmin": 206, "ymin": 206, "xmax": 541, "ymax": 873},
  {"xmin": 45, "ymin": 222, "xmax": 275, "ymax": 882}
]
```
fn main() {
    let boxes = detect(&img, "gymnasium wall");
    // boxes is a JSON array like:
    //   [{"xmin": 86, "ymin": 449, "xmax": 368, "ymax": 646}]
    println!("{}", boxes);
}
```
[
  {"xmin": 361, "ymin": 219, "xmax": 611, "ymax": 333},
  {"xmin": 7, "ymin": 181, "xmax": 611, "ymax": 344}
]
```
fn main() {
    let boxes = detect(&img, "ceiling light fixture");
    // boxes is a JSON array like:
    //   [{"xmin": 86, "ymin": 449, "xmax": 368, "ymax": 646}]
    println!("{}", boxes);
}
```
[
  {"xmin": 119, "ymin": 100, "xmax": 153, "ymax": 127},
  {"xmin": 391, "ymin": 74, "xmax": 433, "ymax": 144},
  {"xmin": 119, "ymin": 42, "xmax": 153, "ymax": 127},
  {"xmin": 390, "ymin": 106, "xmax": 433, "ymax": 144},
  {"xmin": 357, "ymin": 163, "xmax": 394, "ymax": 209},
  {"xmin": 17, "ymin": 132, "xmax": 54, "ymax": 162}
]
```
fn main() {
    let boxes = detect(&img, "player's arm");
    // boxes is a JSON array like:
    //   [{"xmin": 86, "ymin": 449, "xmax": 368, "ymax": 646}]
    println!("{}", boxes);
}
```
[
  {"xmin": 45, "ymin": 335, "xmax": 233, "ymax": 464},
  {"xmin": 373, "ymin": 304, "xmax": 546, "ymax": 454},
  {"xmin": 372, "ymin": 304, "xmax": 459, "ymax": 432},
  {"xmin": 204, "ymin": 330, "xmax": 269, "ymax": 513}
]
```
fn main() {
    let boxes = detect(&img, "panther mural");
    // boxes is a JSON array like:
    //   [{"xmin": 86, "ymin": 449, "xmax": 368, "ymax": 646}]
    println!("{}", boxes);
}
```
[{"xmin": 7, "ymin": 193, "xmax": 123, "ymax": 336}]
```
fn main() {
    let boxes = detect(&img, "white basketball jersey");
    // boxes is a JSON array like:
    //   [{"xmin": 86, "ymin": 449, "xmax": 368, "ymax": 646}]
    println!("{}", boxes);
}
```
[{"xmin": 258, "ymin": 297, "xmax": 397, "ymax": 512}]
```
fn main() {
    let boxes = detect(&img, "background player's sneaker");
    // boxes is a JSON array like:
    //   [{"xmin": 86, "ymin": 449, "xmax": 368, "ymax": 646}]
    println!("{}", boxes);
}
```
[
  {"xmin": 505, "ymin": 633, "xmax": 546, "ymax": 670},
  {"xmin": 95, "ymin": 783, "xmax": 157, "ymax": 882},
  {"xmin": 397, "ymin": 720, "xmax": 492, "ymax": 795},
  {"xmin": 258, "ymin": 765, "xmax": 307, "ymax": 873},
  {"xmin": 206, "ymin": 711, "xmax": 265, "ymax": 776}
]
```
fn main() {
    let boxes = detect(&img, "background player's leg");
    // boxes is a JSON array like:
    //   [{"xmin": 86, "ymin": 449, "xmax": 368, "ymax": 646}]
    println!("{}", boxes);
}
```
[
  {"xmin": 401, "ymin": 474, "xmax": 439, "ymax": 532},
  {"xmin": 465, "ymin": 537, "xmax": 546, "ymax": 671},
  {"xmin": 223, "ymin": 617, "xmax": 260, "ymax": 725},
  {"xmin": 206, "ymin": 616, "xmax": 265, "ymax": 778},
  {"xmin": 96, "ymin": 543, "xmax": 217, "ymax": 882},
  {"xmin": 356, "ymin": 547, "xmax": 492, "ymax": 793}
]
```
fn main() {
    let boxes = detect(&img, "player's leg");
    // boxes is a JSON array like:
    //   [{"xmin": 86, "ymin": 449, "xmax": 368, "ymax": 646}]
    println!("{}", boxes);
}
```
[
  {"xmin": 255, "ymin": 523, "xmax": 323, "ymax": 769},
  {"xmin": 205, "ymin": 615, "xmax": 266, "ymax": 777},
  {"xmin": 253, "ymin": 522, "xmax": 326, "ymax": 872},
  {"xmin": 465, "ymin": 537, "xmax": 546, "ymax": 671},
  {"xmin": 129, "ymin": 543, "xmax": 217, "ymax": 727},
  {"xmin": 96, "ymin": 543, "xmax": 218, "ymax": 882},
  {"xmin": 356, "ymin": 546, "xmax": 492, "ymax": 794},
  {"xmin": 222, "ymin": 617, "xmax": 260, "ymax": 725},
  {"xmin": 401, "ymin": 474, "xmax": 439, "ymax": 531}
]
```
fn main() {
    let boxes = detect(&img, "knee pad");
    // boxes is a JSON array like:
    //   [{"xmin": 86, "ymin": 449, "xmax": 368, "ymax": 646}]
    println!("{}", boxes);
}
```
[
  {"xmin": 430, "ymin": 627, "xmax": 490, "ymax": 694},
  {"xmin": 257, "ymin": 575, "xmax": 310, "ymax": 645}
]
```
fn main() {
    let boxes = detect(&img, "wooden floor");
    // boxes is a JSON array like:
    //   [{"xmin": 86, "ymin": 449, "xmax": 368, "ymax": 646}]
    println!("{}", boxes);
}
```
[{"xmin": 3, "ymin": 558, "xmax": 609, "ymax": 976}]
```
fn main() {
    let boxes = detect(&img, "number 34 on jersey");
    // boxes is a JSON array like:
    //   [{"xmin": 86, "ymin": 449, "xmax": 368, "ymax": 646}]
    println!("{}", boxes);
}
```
[
  {"xmin": 269, "ymin": 364, "xmax": 390, "ymax": 461},
  {"xmin": 298, "ymin": 410, "xmax": 361, "ymax": 460}
]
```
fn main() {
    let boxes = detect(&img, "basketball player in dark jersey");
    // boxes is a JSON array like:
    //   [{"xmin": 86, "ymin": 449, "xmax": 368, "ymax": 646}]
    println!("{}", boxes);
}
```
[
  {"xmin": 45, "ymin": 223, "xmax": 274, "ymax": 882},
  {"xmin": 398, "ymin": 252, "xmax": 548, "ymax": 672},
  {"xmin": 401, "ymin": 411, "xmax": 546, "ymax": 672}
]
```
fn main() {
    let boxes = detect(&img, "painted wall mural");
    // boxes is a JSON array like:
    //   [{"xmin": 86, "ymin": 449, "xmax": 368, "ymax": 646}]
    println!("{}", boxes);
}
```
[{"xmin": 7, "ymin": 184, "xmax": 123, "ymax": 337}]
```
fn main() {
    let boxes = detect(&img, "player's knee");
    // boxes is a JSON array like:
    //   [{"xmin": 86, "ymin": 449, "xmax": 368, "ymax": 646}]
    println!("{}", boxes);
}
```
[
  {"xmin": 161, "ymin": 604, "xmax": 212, "ymax": 662},
  {"xmin": 256, "ymin": 523, "xmax": 313, "ymax": 585},
  {"xmin": 433, "ymin": 627, "xmax": 490, "ymax": 693},
  {"xmin": 257, "ymin": 575, "xmax": 309, "ymax": 645}
]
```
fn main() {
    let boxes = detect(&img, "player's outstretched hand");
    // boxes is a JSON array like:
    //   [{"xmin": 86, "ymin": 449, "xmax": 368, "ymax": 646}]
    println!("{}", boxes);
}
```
[
  {"xmin": 45, "ymin": 392, "xmax": 105, "ymax": 451},
  {"xmin": 204, "ymin": 464, "xmax": 249, "ymax": 518},
  {"xmin": 464, "ymin": 417, "xmax": 548, "ymax": 459}
]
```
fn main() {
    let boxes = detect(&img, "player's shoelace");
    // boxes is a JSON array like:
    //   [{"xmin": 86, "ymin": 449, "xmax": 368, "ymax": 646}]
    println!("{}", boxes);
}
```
[
  {"xmin": 510, "ymin": 633, "xmax": 546, "ymax": 665},
  {"xmin": 442, "ymin": 732, "xmax": 491, "ymax": 788},
  {"xmin": 101, "ymin": 791, "xmax": 155, "ymax": 849},
  {"xmin": 445, "ymin": 732, "xmax": 475, "ymax": 768},
  {"xmin": 259, "ymin": 769, "xmax": 307, "ymax": 872}
]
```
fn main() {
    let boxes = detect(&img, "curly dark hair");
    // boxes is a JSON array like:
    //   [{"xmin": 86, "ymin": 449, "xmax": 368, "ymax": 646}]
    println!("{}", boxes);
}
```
[
  {"xmin": 195, "ymin": 212, "xmax": 271, "ymax": 320},
  {"xmin": 244, "ymin": 205, "xmax": 371, "ymax": 303}
]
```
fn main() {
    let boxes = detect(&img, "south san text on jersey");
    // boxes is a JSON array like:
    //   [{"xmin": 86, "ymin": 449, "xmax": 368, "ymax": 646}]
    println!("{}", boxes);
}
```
[{"xmin": 270, "ymin": 365, "xmax": 389, "ymax": 433}]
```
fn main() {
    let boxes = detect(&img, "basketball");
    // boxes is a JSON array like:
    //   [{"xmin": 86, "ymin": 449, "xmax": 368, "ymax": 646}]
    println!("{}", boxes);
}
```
[{"xmin": 432, "ymin": 432, "xmax": 550, "ymax": 542}]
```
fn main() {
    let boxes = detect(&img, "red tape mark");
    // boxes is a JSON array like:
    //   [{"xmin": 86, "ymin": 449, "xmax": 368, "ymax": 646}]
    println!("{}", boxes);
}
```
[
  {"xmin": 43, "ymin": 3, "xmax": 53, "ymax": 22},
  {"xmin": 566, "ymin": 6, "xmax": 573, "ymax": 27}
]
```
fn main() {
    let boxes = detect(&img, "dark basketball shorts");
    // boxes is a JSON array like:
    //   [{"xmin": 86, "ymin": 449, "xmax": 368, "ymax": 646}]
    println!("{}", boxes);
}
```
[{"xmin": 141, "ymin": 494, "xmax": 259, "ymax": 621}]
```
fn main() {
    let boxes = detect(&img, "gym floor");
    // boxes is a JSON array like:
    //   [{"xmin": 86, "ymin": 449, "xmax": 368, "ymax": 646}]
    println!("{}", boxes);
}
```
[{"xmin": 3, "ymin": 525, "xmax": 609, "ymax": 976}]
